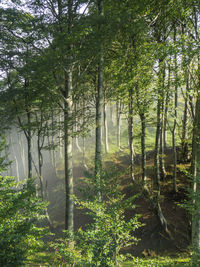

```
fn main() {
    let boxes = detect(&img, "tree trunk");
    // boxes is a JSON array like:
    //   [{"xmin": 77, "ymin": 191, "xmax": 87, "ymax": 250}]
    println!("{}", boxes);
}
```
[
  {"xmin": 58, "ymin": 113, "xmax": 64, "ymax": 159},
  {"xmin": 154, "ymin": 58, "xmax": 168, "ymax": 231},
  {"xmin": 172, "ymin": 27, "xmax": 178, "ymax": 192},
  {"xmin": 14, "ymin": 155, "xmax": 20, "ymax": 182},
  {"xmin": 159, "ymin": 62, "xmax": 166, "ymax": 181},
  {"xmin": 182, "ymin": 98, "xmax": 188, "ymax": 160},
  {"xmin": 95, "ymin": 0, "xmax": 104, "ymax": 200},
  {"xmin": 104, "ymin": 101, "xmax": 109, "ymax": 153},
  {"xmin": 116, "ymin": 101, "xmax": 122, "ymax": 151},
  {"xmin": 37, "ymin": 135, "xmax": 44, "ymax": 199},
  {"xmin": 64, "ymin": 0, "xmax": 74, "ymax": 232},
  {"xmin": 64, "ymin": 68, "xmax": 74, "ymax": 232},
  {"xmin": 163, "ymin": 91, "xmax": 169, "ymax": 151},
  {"xmin": 181, "ymin": 74, "xmax": 189, "ymax": 162},
  {"xmin": 16, "ymin": 110, "xmax": 32, "ymax": 179},
  {"xmin": 18, "ymin": 132, "xmax": 26, "ymax": 177},
  {"xmin": 163, "ymin": 62, "xmax": 171, "ymax": 151},
  {"xmin": 74, "ymin": 103, "xmax": 82, "ymax": 153},
  {"xmin": 140, "ymin": 113, "xmax": 147, "ymax": 184},
  {"xmin": 82, "ymin": 98, "xmax": 88, "ymax": 169},
  {"xmin": 110, "ymin": 104, "xmax": 115, "ymax": 127},
  {"xmin": 192, "ymin": 91, "xmax": 200, "ymax": 254},
  {"xmin": 128, "ymin": 88, "xmax": 134, "ymax": 182},
  {"xmin": 27, "ymin": 111, "xmax": 32, "ymax": 179},
  {"xmin": 154, "ymin": 95, "xmax": 161, "ymax": 189},
  {"xmin": 159, "ymin": 110, "xmax": 166, "ymax": 181}
]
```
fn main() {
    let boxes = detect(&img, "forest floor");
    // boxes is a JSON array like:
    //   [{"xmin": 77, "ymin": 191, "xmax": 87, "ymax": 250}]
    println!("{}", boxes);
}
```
[
  {"xmin": 103, "ymin": 148, "xmax": 191, "ymax": 258},
  {"xmin": 46, "ymin": 147, "xmax": 191, "ymax": 261}
]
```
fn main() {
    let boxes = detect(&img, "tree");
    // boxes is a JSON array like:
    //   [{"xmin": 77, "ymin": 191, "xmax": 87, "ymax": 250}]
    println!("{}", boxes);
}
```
[{"xmin": 0, "ymin": 134, "xmax": 48, "ymax": 266}]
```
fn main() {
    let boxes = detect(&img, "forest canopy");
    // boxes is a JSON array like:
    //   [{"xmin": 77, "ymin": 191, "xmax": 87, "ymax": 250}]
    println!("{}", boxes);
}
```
[{"xmin": 0, "ymin": 0, "xmax": 200, "ymax": 265}]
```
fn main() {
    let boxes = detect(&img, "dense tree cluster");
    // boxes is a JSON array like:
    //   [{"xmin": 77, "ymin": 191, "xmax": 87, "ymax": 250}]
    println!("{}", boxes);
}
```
[{"xmin": 1, "ymin": 0, "xmax": 200, "ymax": 264}]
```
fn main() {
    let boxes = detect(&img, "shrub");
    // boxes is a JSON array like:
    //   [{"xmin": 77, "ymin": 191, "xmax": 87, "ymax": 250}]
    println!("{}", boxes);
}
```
[
  {"xmin": 0, "ymin": 176, "xmax": 48, "ymax": 266},
  {"xmin": 53, "ymin": 169, "xmax": 143, "ymax": 266}
]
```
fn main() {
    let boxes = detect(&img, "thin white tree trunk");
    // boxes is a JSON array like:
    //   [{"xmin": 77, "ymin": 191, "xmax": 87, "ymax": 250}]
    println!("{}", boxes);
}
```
[
  {"xmin": 95, "ymin": 0, "xmax": 104, "ymax": 201},
  {"xmin": 128, "ymin": 89, "xmax": 134, "ymax": 182},
  {"xmin": 172, "ymin": 27, "xmax": 178, "ymax": 192},
  {"xmin": 104, "ymin": 102, "xmax": 109, "ymax": 153},
  {"xmin": 116, "ymin": 101, "xmax": 122, "ymax": 151}
]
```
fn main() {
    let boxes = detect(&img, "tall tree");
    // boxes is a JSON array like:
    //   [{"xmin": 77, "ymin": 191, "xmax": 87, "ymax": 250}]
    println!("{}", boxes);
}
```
[{"xmin": 95, "ymin": 0, "xmax": 104, "ymax": 199}]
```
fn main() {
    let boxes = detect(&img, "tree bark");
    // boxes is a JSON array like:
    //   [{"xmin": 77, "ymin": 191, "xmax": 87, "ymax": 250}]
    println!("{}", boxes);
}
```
[
  {"xmin": 181, "ymin": 74, "xmax": 189, "ymax": 162},
  {"xmin": 192, "ymin": 89, "xmax": 200, "ymax": 253},
  {"xmin": 95, "ymin": 0, "xmax": 104, "ymax": 200},
  {"xmin": 74, "ymin": 103, "xmax": 82, "ymax": 153},
  {"xmin": 172, "ymin": 27, "xmax": 178, "ymax": 192},
  {"xmin": 163, "ymin": 62, "xmax": 171, "ymax": 151},
  {"xmin": 64, "ymin": 67, "xmax": 74, "ymax": 232},
  {"xmin": 154, "ymin": 58, "xmax": 168, "ymax": 231},
  {"xmin": 159, "ymin": 62, "xmax": 166, "ymax": 181},
  {"xmin": 104, "ymin": 101, "xmax": 109, "ymax": 153},
  {"xmin": 128, "ymin": 88, "xmax": 134, "ymax": 182},
  {"xmin": 141, "ymin": 115, "xmax": 146, "ymax": 183},
  {"xmin": 116, "ymin": 101, "xmax": 122, "ymax": 151},
  {"xmin": 27, "ymin": 111, "xmax": 32, "ymax": 179},
  {"xmin": 64, "ymin": 0, "xmax": 74, "ymax": 232},
  {"xmin": 18, "ymin": 132, "xmax": 26, "ymax": 177},
  {"xmin": 37, "ymin": 134, "xmax": 44, "ymax": 199},
  {"xmin": 140, "ymin": 113, "xmax": 147, "ymax": 184}
]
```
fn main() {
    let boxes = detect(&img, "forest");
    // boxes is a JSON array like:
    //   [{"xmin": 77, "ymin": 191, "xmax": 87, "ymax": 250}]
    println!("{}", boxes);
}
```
[{"xmin": 0, "ymin": 0, "xmax": 200, "ymax": 266}]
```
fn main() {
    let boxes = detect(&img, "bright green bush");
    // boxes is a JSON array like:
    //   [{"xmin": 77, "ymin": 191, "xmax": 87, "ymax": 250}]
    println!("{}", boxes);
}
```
[
  {"xmin": 52, "ymin": 169, "xmax": 143, "ymax": 266},
  {"xmin": 0, "ymin": 176, "xmax": 48, "ymax": 266}
]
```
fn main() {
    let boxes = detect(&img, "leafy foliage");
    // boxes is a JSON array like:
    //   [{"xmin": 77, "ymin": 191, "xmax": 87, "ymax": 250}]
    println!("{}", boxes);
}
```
[
  {"xmin": 0, "ymin": 176, "xmax": 48, "ymax": 266},
  {"xmin": 52, "ymin": 169, "xmax": 143, "ymax": 266}
]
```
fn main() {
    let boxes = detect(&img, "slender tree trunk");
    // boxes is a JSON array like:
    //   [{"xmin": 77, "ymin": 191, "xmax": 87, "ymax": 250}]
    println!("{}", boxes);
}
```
[
  {"xmin": 75, "ymin": 135, "xmax": 82, "ymax": 153},
  {"xmin": 18, "ymin": 132, "xmax": 26, "ymax": 177},
  {"xmin": 51, "ymin": 110, "xmax": 57, "ymax": 173},
  {"xmin": 17, "ymin": 109, "xmax": 32, "ymax": 179},
  {"xmin": 37, "ymin": 136, "xmax": 44, "ymax": 199},
  {"xmin": 8, "ymin": 132, "xmax": 15, "ymax": 176},
  {"xmin": 82, "ymin": 98, "xmax": 88, "ymax": 169},
  {"xmin": 154, "ymin": 58, "xmax": 168, "ymax": 231},
  {"xmin": 159, "ymin": 62, "xmax": 166, "ymax": 181},
  {"xmin": 154, "ymin": 94, "xmax": 161, "ymax": 189},
  {"xmin": 110, "ymin": 104, "xmax": 115, "ymax": 127},
  {"xmin": 182, "ymin": 98, "xmax": 188, "ymax": 160},
  {"xmin": 95, "ymin": 0, "xmax": 104, "ymax": 200},
  {"xmin": 163, "ymin": 62, "xmax": 171, "ymax": 151},
  {"xmin": 116, "ymin": 101, "xmax": 122, "ymax": 151},
  {"xmin": 192, "ymin": 9, "xmax": 200, "ymax": 248},
  {"xmin": 82, "ymin": 135, "xmax": 87, "ymax": 169},
  {"xmin": 10, "ymin": 133, "xmax": 20, "ymax": 181},
  {"xmin": 14, "ymin": 155, "xmax": 19, "ymax": 182},
  {"xmin": 163, "ymin": 91, "xmax": 169, "ymax": 151},
  {"xmin": 58, "ymin": 113, "xmax": 63, "ymax": 159},
  {"xmin": 64, "ymin": 0, "xmax": 74, "ymax": 232},
  {"xmin": 181, "ymin": 74, "xmax": 189, "ymax": 162},
  {"xmin": 192, "ymin": 89, "xmax": 200, "ymax": 253},
  {"xmin": 27, "ymin": 111, "xmax": 32, "ymax": 179},
  {"xmin": 159, "ymin": 109, "xmax": 166, "ymax": 181},
  {"xmin": 74, "ymin": 103, "xmax": 82, "ymax": 153},
  {"xmin": 104, "ymin": 102, "xmax": 109, "ymax": 153},
  {"xmin": 140, "ymin": 113, "xmax": 147, "ymax": 184},
  {"xmin": 172, "ymin": 28, "xmax": 178, "ymax": 192},
  {"xmin": 128, "ymin": 88, "xmax": 134, "ymax": 182},
  {"xmin": 48, "ymin": 133, "xmax": 54, "ymax": 168},
  {"xmin": 64, "ymin": 68, "xmax": 74, "ymax": 232}
]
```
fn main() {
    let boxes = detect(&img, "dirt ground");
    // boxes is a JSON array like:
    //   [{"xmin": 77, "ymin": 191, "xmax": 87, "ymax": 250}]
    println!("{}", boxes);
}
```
[{"xmin": 45, "ymin": 148, "xmax": 191, "ymax": 257}]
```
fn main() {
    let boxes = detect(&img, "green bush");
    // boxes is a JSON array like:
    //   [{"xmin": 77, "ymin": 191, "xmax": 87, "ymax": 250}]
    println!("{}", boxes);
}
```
[
  {"xmin": 0, "ymin": 176, "xmax": 48, "ymax": 266},
  {"xmin": 53, "ymin": 169, "xmax": 143, "ymax": 266}
]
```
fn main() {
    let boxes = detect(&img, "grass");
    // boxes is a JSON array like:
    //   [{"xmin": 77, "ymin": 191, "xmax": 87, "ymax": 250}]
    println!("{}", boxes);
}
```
[
  {"xmin": 26, "ymin": 254, "xmax": 191, "ymax": 266},
  {"xmin": 123, "ymin": 256, "xmax": 191, "ymax": 267}
]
